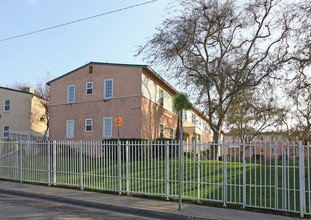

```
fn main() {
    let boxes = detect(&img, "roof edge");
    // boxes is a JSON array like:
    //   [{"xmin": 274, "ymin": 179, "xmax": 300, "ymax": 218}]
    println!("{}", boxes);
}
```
[
  {"xmin": 47, "ymin": 62, "xmax": 148, "ymax": 85},
  {"xmin": 0, "ymin": 86, "xmax": 47, "ymax": 100}
]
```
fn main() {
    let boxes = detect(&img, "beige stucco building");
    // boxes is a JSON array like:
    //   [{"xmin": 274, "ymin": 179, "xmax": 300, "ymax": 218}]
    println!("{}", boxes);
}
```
[
  {"xmin": 0, "ymin": 86, "xmax": 48, "ymax": 139},
  {"xmin": 47, "ymin": 62, "xmax": 213, "ymax": 141}
]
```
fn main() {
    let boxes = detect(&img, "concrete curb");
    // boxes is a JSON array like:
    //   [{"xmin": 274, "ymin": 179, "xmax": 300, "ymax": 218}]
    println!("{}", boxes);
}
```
[{"xmin": 0, "ymin": 188, "xmax": 214, "ymax": 220}]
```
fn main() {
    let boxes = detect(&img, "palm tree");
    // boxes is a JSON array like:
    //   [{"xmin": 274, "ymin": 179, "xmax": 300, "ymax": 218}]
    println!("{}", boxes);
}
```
[
  {"xmin": 173, "ymin": 93, "xmax": 191, "ymax": 211},
  {"xmin": 174, "ymin": 94, "xmax": 192, "ymax": 141}
]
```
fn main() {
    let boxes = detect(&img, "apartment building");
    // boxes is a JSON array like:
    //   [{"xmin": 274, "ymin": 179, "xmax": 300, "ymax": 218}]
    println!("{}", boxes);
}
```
[
  {"xmin": 223, "ymin": 132, "xmax": 308, "ymax": 160},
  {"xmin": 0, "ymin": 86, "xmax": 48, "ymax": 139},
  {"xmin": 47, "ymin": 62, "xmax": 213, "ymax": 141},
  {"xmin": 224, "ymin": 131, "xmax": 289, "ymax": 143}
]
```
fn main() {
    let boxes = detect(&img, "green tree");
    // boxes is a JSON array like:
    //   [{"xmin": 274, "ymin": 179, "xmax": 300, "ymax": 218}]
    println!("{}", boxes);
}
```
[{"xmin": 173, "ymin": 93, "xmax": 191, "ymax": 141}]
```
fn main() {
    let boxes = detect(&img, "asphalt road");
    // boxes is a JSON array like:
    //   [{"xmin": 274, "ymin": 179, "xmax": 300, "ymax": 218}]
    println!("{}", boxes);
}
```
[{"xmin": 0, "ymin": 193, "xmax": 163, "ymax": 220}]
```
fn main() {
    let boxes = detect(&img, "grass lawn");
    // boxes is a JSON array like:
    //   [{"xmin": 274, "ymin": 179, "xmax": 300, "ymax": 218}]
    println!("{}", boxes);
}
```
[{"xmin": 0, "ymin": 154, "xmax": 309, "ymax": 214}]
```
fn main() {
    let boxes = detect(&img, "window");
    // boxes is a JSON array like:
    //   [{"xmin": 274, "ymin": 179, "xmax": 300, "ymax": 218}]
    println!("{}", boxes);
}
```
[
  {"xmin": 271, "ymin": 136, "xmax": 279, "ymax": 142},
  {"xmin": 4, "ymin": 100, "xmax": 10, "ymax": 112},
  {"xmin": 66, "ymin": 120, "xmax": 74, "ymax": 138},
  {"xmin": 104, "ymin": 79, "xmax": 113, "ymax": 99},
  {"xmin": 197, "ymin": 134, "xmax": 201, "ymax": 142},
  {"xmin": 184, "ymin": 111, "xmax": 188, "ymax": 121},
  {"xmin": 191, "ymin": 136, "xmax": 196, "ymax": 143},
  {"xmin": 103, "ymin": 117, "xmax": 112, "ymax": 137},
  {"xmin": 85, "ymin": 118, "xmax": 93, "ymax": 132},
  {"xmin": 89, "ymin": 65, "xmax": 93, "ymax": 74},
  {"xmin": 3, "ymin": 126, "xmax": 9, "ymax": 138},
  {"xmin": 192, "ymin": 113, "xmax": 196, "ymax": 125},
  {"xmin": 159, "ymin": 123, "xmax": 164, "ymax": 138},
  {"xmin": 203, "ymin": 122, "xmax": 208, "ymax": 133},
  {"xmin": 232, "ymin": 137, "xmax": 236, "ymax": 143},
  {"xmin": 271, "ymin": 147, "xmax": 279, "ymax": 154},
  {"xmin": 86, "ymin": 82, "xmax": 93, "ymax": 95},
  {"xmin": 169, "ymin": 128, "xmax": 175, "ymax": 139},
  {"xmin": 245, "ymin": 148, "xmax": 252, "ymax": 156},
  {"xmin": 158, "ymin": 89, "xmax": 164, "ymax": 107},
  {"xmin": 67, "ymin": 85, "xmax": 75, "ymax": 103},
  {"xmin": 289, "ymin": 147, "xmax": 296, "ymax": 156}
]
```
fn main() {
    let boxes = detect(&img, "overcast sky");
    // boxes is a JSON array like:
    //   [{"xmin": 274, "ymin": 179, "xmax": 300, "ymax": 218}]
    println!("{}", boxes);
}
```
[{"xmin": 0, "ymin": 0, "xmax": 172, "ymax": 87}]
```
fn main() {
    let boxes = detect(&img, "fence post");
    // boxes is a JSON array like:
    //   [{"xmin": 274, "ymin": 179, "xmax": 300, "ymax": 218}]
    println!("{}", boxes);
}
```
[
  {"xmin": 79, "ymin": 141, "xmax": 83, "ymax": 190},
  {"xmin": 165, "ymin": 141, "xmax": 169, "ymax": 200},
  {"xmin": 223, "ymin": 141, "xmax": 227, "ymax": 207},
  {"xmin": 299, "ymin": 141, "xmax": 306, "ymax": 217},
  {"xmin": 126, "ymin": 141, "xmax": 129, "ymax": 195},
  {"xmin": 117, "ymin": 140, "xmax": 122, "ymax": 195},
  {"xmin": 53, "ymin": 140, "xmax": 56, "ymax": 185},
  {"xmin": 47, "ymin": 141, "xmax": 50, "ymax": 185},
  {"xmin": 19, "ymin": 141, "xmax": 22, "ymax": 182},
  {"xmin": 243, "ymin": 141, "xmax": 246, "ymax": 208},
  {"xmin": 197, "ymin": 141, "xmax": 201, "ymax": 203}
]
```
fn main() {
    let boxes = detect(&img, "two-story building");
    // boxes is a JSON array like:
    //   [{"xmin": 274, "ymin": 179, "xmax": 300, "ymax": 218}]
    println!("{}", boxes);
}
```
[
  {"xmin": 47, "ymin": 62, "xmax": 213, "ymax": 141},
  {"xmin": 223, "ymin": 131, "xmax": 289, "ymax": 143},
  {"xmin": 0, "ymin": 86, "xmax": 48, "ymax": 140}
]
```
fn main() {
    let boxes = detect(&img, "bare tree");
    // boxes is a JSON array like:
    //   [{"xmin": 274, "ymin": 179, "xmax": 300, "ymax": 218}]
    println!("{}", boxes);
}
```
[
  {"xmin": 137, "ymin": 0, "xmax": 299, "ymax": 158},
  {"xmin": 281, "ymin": 70, "xmax": 311, "ymax": 145},
  {"xmin": 276, "ymin": 1, "xmax": 311, "ymax": 145},
  {"xmin": 226, "ymin": 88, "xmax": 283, "ymax": 142}
]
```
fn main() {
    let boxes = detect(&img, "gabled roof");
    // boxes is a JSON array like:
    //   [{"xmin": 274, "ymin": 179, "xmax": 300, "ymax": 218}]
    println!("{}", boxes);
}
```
[
  {"xmin": 47, "ymin": 62, "xmax": 179, "ymax": 93},
  {"xmin": 0, "ymin": 86, "xmax": 35, "ymax": 96},
  {"xmin": 47, "ymin": 62, "xmax": 147, "ymax": 85},
  {"xmin": 0, "ymin": 86, "xmax": 47, "ymax": 100}
]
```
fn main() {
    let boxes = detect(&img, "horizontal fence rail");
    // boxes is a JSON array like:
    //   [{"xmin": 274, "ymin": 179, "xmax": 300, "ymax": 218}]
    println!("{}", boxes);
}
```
[{"xmin": 0, "ymin": 140, "xmax": 309, "ymax": 217}]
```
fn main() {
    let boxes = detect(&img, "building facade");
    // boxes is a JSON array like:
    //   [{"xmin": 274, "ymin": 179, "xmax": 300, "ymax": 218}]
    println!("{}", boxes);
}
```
[
  {"xmin": 223, "ymin": 132, "xmax": 308, "ymax": 160},
  {"xmin": 47, "ymin": 62, "xmax": 213, "ymax": 141},
  {"xmin": 223, "ymin": 132, "xmax": 289, "ymax": 143},
  {"xmin": 0, "ymin": 86, "xmax": 48, "ymax": 140}
]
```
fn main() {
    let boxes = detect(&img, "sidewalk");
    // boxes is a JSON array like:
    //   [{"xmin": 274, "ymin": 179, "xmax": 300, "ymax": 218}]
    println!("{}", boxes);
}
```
[{"xmin": 0, "ymin": 180, "xmax": 299, "ymax": 220}]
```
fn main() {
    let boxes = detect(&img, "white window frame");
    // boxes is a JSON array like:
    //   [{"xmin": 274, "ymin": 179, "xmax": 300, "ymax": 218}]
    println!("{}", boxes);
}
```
[
  {"xmin": 3, "ymin": 126, "xmax": 9, "ymax": 138},
  {"xmin": 159, "ymin": 123, "xmax": 164, "ymax": 138},
  {"xmin": 4, "ymin": 99, "xmax": 10, "ymax": 112},
  {"xmin": 85, "ymin": 118, "xmax": 93, "ymax": 132},
  {"xmin": 67, "ymin": 84, "xmax": 75, "ymax": 103},
  {"xmin": 103, "ymin": 117, "xmax": 113, "ymax": 137},
  {"xmin": 192, "ymin": 113, "xmax": 196, "ymax": 125},
  {"xmin": 86, "ymin": 82, "xmax": 93, "ymax": 95},
  {"xmin": 66, "ymin": 120, "xmax": 75, "ymax": 139},
  {"xmin": 104, "ymin": 79, "xmax": 113, "ymax": 99},
  {"xmin": 169, "ymin": 128, "xmax": 175, "ymax": 139}
]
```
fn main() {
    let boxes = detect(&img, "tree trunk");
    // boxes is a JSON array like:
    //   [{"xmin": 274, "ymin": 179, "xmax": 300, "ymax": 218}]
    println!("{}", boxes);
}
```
[
  {"xmin": 211, "ymin": 131, "xmax": 220, "ymax": 160},
  {"xmin": 175, "ymin": 113, "xmax": 180, "ymax": 141}
]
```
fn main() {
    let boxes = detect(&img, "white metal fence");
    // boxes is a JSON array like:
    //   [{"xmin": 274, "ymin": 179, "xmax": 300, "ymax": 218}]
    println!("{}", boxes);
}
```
[
  {"xmin": 0, "ymin": 140, "xmax": 309, "ymax": 217},
  {"xmin": 0, "ymin": 131, "xmax": 46, "ymax": 141}
]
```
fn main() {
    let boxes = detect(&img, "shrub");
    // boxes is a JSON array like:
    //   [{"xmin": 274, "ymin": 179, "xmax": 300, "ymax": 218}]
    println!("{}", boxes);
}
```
[{"xmin": 102, "ymin": 138, "xmax": 147, "ymax": 161}]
